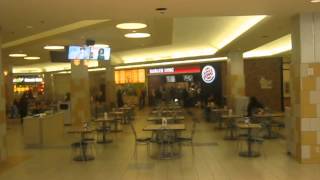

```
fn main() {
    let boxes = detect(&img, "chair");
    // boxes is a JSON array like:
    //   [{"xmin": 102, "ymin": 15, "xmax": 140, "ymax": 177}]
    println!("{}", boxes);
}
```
[
  {"xmin": 129, "ymin": 122, "xmax": 151, "ymax": 159},
  {"xmin": 176, "ymin": 118, "xmax": 198, "ymax": 154}
]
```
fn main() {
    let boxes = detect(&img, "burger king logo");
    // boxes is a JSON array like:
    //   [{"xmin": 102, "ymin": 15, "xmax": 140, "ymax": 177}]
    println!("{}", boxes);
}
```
[{"xmin": 202, "ymin": 65, "xmax": 216, "ymax": 83}]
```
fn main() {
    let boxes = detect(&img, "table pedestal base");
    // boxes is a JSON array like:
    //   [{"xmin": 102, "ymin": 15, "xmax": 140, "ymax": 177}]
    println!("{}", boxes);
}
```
[
  {"xmin": 73, "ymin": 155, "xmax": 95, "ymax": 161},
  {"xmin": 239, "ymin": 151, "xmax": 260, "ymax": 158}
]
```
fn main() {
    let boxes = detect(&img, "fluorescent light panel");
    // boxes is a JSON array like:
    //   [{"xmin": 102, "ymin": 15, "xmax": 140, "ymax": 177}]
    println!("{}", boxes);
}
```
[
  {"xmin": 243, "ymin": 34, "xmax": 292, "ymax": 58},
  {"xmin": 9, "ymin": 54, "xmax": 27, "ymax": 57},
  {"xmin": 44, "ymin": 45, "xmax": 65, "ymax": 50}
]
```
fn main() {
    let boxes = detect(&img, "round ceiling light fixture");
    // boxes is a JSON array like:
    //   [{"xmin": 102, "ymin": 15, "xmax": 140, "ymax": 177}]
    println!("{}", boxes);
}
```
[
  {"xmin": 124, "ymin": 33, "xmax": 151, "ymax": 38},
  {"xmin": 310, "ymin": 0, "xmax": 320, "ymax": 3},
  {"xmin": 24, "ymin": 56, "xmax": 40, "ymax": 60},
  {"xmin": 116, "ymin": 23, "xmax": 147, "ymax": 30},
  {"xmin": 9, "ymin": 53, "xmax": 27, "ymax": 58},
  {"xmin": 44, "ymin": 45, "xmax": 65, "ymax": 50}
]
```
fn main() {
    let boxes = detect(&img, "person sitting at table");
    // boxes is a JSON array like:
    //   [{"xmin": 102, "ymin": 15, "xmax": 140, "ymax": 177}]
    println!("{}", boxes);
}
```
[{"xmin": 247, "ymin": 96, "xmax": 264, "ymax": 117}]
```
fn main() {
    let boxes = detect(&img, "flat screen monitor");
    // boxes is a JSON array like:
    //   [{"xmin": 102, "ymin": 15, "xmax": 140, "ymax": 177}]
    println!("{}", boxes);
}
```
[
  {"xmin": 166, "ymin": 76, "xmax": 176, "ymax": 83},
  {"xmin": 183, "ymin": 75, "xmax": 193, "ymax": 82},
  {"xmin": 67, "ymin": 45, "xmax": 111, "ymax": 60}
]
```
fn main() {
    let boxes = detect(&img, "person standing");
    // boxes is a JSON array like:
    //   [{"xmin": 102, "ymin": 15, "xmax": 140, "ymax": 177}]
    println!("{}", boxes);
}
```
[
  {"xmin": 18, "ymin": 92, "xmax": 29, "ymax": 124},
  {"xmin": 139, "ymin": 88, "xmax": 146, "ymax": 109},
  {"xmin": 117, "ymin": 88, "xmax": 124, "ymax": 108}
]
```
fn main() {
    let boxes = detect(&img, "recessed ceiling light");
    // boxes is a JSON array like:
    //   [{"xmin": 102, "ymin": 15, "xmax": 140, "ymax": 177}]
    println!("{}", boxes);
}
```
[
  {"xmin": 116, "ymin": 23, "xmax": 147, "ymax": 30},
  {"xmin": 310, "ymin": 0, "xmax": 320, "ymax": 3},
  {"xmin": 9, "ymin": 54, "xmax": 27, "ymax": 57},
  {"xmin": 124, "ymin": 33, "xmax": 151, "ymax": 38},
  {"xmin": 44, "ymin": 45, "xmax": 65, "ymax": 50},
  {"xmin": 24, "ymin": 56, "xmax": 40, "ymax": 60},
  {"xmin": 93, "ymin": 44, "xmax": 109, "ymax": 48}
]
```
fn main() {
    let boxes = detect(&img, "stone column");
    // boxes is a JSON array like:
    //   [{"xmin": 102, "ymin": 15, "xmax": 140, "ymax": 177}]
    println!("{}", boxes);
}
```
[
  {"xmin": 71, "ymin": 60, "xmax": 91, "ymax": 125},
  {"xmin": 0, "ymin": 27, "xmax": 7, "ymax": 161},
  {"xmin": 103, "ymin": 61, "xmax": 116, "ymax": 110},
  {"xmin": 290, "ymin": 13, "xmax": 320, "ymax": 163},
  {"xmin": 3, "ymin": 64, "xmax": 14, "ymax": 110},
  {"xmin": 44, "ymin": 73, "xmax": 54, "ymax": 101},
  {"xmin": 227, "ymin": 52, "xmax": 246, "ymax": 112}
]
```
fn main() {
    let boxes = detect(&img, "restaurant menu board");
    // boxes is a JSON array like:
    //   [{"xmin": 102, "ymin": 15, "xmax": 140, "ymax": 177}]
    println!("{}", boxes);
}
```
[
  {"xmin": 67, "ymin": 45, "xmax": 111, "ymax": 60},
  {"xmin": 115, "ymin": 69, "xmax": 145, "ymax": 84}
]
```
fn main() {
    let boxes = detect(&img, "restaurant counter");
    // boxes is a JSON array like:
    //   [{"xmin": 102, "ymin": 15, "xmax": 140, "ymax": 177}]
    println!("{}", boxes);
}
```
[{"xmin": 23, "ymin": 112, "xmax": 65, "ymax": 147}]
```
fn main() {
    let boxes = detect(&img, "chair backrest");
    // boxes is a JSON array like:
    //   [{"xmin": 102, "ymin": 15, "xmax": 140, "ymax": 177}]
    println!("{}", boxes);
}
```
[{"xmin": 129, "ymin": 122, "xmax": 138, "ymax": 140}]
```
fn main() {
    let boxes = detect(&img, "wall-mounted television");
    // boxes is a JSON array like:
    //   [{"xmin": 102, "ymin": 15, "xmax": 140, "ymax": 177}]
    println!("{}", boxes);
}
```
[
  {"xmin": 67, "ymin": 45, "xmax": 111, "ymax": 60},
  {"xmin": 166, "ymin": 76, "xmax": 176, "ymax": 83},
  {"xmin": 183, "ymin": 75, "xmax": 194, "ymax": 82}
]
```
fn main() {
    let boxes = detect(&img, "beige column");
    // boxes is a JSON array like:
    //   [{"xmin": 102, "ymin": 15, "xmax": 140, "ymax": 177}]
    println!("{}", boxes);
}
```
[
  {"xmin": 3, "ymin": 64, "xmax": 14, "ymax": 109},
  {"xmin": 71, "ymin": 60, "xmax": 91, "ymax": 125},
  {"xmin": 102, "ymin": 61, "xmax": 116, "ymax": 110},
  {"xmin": 290, "ymin": 13, "xmax": 320, "ymax": 163},
  {"xmin": 0, "ymin": 28, "xmax": 7, "ymax": 161},
  {"xmin": 44, "ymin": 73, "xmax": 54, "ymax": 101},
  {"xmin": 227, "ymin": 52, "xmax": 246, "ymax": 110}
]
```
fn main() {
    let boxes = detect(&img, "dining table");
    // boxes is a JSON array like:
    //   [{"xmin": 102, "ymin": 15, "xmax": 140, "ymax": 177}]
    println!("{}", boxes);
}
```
[
  {"xmin": 253, "ymin": 112, "xmax": 284, "ymax": 139},
  {"xmin": 94, "ymin": 117, "xmax": 115, "ymax": 144},
  {"xmin": 68, "ymin": 127, "xmax": 95, "ymax": 161},
  {"xmin": 143, "ymin": 124, "xmax": 186, "ymax": 159},
  {"xmin": 109, "ymin": 111, "xmax": 124, "ymax": 132},
  {"xmin": 147, "ymin": 116, "xmax": 185, "ymax": 123},
  {"xmin": 221, "ymin": 114, "xmax": 244, "ymax": 140},
  {"xmin": 236, "ymin": 123, "xmax": 262, "ymax": 158}
]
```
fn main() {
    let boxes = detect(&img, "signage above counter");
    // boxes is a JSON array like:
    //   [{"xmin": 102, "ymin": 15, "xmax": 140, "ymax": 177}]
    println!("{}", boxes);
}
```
[{"xmin": 148, "ymin": 66, "xmax": 200, "ymax": 75}]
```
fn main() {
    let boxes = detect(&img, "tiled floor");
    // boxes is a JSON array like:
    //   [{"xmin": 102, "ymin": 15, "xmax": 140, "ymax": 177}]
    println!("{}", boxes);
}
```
[{"xmin": 1, "ymin": 108, "xmax": 320, "ymax": 180}]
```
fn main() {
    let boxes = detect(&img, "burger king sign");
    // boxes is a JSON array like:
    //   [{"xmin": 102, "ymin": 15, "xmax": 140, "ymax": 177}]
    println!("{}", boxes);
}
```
[{"xmin": 201, "ymin": 65, "xmax": 216, "ymax": 84}]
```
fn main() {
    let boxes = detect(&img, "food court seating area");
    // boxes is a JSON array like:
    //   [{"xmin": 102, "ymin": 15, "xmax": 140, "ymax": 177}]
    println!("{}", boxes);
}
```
[{"xmin": 2, "ymin": 105, "xmax": 318, "ymax": 180}]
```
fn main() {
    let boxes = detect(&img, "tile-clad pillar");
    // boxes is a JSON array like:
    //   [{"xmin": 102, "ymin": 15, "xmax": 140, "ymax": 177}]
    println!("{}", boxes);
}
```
[
  {"xmin": 290, "ymin": 13, "xmax": 320, "ymax": 163},
  {"xmin": 71, "ymin": 60, "xmax": 91, "ymax": 125},
  {"xmin": 227, "ymin": 52, "xmax": 246, "ymax": 110},
  {"xmin": 104, "ymin": 61, "xmax": 116, "ymax": 110},
  {"xmin": 3, "ymin": 64, "xmax": 14, "ymax": 110},
  {"xmin": 44, "ymin": 73, "xmax": 54, "ymax": 101},
  {"xmin": 0, "ymin": 27, "xmax": 7, "ymax": 161}
]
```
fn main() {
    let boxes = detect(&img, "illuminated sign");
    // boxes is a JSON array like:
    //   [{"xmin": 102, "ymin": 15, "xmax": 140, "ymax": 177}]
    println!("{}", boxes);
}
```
[
  {"xmin": 149, "ymin": 67, "xmax": 175, "ymax": 74},
  {"xmin": 149, "ymin": 66, "xmax": 200, "ymax": 75},
  {"xmin": 201, "ymin": 65, "xmax": 216, "ymax": 83},
  {"xmin": 13, "ymin": 77, "xmax": 43, "ymax": 83}
]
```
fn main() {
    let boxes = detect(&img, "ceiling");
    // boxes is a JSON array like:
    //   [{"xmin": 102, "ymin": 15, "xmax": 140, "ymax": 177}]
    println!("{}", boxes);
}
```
[{"xmin": 1, "ymin": 0, "xmax": 320, "ymax": 72}]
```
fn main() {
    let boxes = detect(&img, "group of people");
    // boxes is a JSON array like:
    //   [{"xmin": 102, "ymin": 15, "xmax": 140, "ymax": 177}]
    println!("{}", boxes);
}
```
[
  {"xmin": 150, "ymin": 85, "xmax": 202, "ymax": 107},
  {"xmin": 10, "ymin": 90, "xmax": 34, "ymax": 124}
]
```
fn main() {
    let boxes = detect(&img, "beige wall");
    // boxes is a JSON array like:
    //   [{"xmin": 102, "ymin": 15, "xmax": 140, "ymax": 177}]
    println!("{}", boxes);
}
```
[
  {"xmin": 0, "ymin": 29, "xmax": 7, "ymax": 161},
  {"xmin": 244, "ymin": 57, "xmax": 283, "ymax": 111}
]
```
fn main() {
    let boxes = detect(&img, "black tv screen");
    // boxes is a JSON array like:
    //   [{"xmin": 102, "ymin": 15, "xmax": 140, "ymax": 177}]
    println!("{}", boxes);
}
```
[
  {"xmin": 50, "ymin": 51, "xmax": 68, "ymax": 62},
  {"xmin": 166, "ymin": 76, "xmax": 176, "ymax": 83},
  {"xmin": 67, "ymin": 45, "xmax": 111, "ymax": 60}
]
